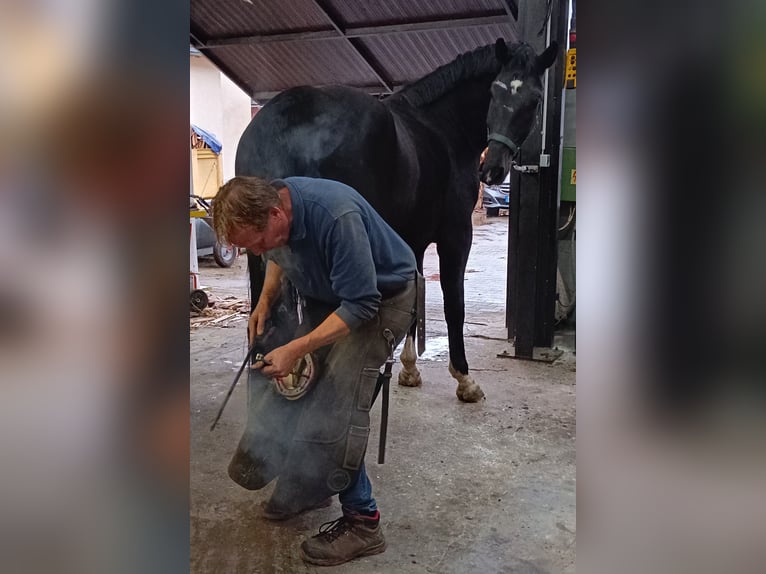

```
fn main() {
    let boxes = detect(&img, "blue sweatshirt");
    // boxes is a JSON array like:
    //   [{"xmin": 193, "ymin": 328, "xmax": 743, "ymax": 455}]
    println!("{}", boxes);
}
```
[{"xmin": 264, "ymin": 177, "xmax": 416, "ymax": 329}]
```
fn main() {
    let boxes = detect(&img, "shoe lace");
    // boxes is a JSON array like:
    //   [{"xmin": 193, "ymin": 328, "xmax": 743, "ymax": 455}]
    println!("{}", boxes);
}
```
[{"xmin": 317, "ymin": 516, "xmax": 354, "ymax": 542}]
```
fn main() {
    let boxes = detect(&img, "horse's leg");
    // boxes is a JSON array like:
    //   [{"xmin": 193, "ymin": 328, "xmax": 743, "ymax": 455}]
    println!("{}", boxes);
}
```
[
  {"xmin": 437, "ymin": 235, "xmax": 485, "ymax": 402},
  {"xmin": 398, "ymin": 251, "xmax": 423, "ymax": 387},
  {"xmin": 397, "ymin": 329, "xmax": 421, "ymax": 387}
]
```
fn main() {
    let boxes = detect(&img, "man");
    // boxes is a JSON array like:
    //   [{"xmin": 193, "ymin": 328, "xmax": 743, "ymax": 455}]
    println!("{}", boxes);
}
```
[{"xmin": 213, "ymin": 176, "xmax": 417, "ymax": 566}]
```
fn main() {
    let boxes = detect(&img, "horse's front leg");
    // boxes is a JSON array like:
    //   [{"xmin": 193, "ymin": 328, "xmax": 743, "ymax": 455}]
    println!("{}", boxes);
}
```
[{"xmin": 437, "ymin": 239, "xmax": 485, "ymax": 403}]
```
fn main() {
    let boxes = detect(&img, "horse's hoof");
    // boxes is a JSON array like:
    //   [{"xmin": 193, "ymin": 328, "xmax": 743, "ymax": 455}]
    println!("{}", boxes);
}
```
[
  {"xmin": 456, "ymin": 381, "xmax": 485, "ymax": 403},
  {"xmin": 397, "ymin": 369, "xmax": 422, "ymax": 387},
  {"xmin": 448, "ymin": 362, "xmax": 485, "ymax": 402}
]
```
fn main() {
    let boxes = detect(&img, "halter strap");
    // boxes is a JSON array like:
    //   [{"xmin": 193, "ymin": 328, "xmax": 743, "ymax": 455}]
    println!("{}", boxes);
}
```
[{"xmin": 487, "ymin": 132, "xmax": 518, "ymax": 155}]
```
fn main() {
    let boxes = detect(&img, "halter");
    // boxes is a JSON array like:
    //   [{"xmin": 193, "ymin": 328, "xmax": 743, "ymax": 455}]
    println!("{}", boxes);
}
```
[{"xmin": 487, "ymin": 132, "xmax": 518, "ymax": 155}]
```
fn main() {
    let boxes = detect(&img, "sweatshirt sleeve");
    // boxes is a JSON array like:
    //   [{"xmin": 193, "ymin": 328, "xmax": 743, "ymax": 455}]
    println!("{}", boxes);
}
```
[{"xmin": 324, "ymin": 212, "xmax": 381, "ymax": 329}]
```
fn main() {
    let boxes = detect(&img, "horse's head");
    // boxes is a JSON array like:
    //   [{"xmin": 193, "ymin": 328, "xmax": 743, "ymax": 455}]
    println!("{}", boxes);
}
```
[{"xmin": 480, "ymin": 40, "xmax": 558, "ymax": 185}]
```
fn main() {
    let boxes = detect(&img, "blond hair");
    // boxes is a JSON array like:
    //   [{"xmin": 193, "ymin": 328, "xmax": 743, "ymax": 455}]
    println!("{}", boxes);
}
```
[{"xmin": 213, "ymin": 176, "xmax": 280, "ymax": 242}]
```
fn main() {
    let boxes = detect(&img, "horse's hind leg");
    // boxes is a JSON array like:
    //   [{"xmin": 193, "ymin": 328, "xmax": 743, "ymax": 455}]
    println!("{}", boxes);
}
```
[
  {"xmin": 437, "ymin": 234, "xmax": 485, "ymax": 402},
  {"xmin": 398, "ymin": 252, "xmax": 423, "ymax": 388},
  {"xmin": 397, "ymin": 327, "xmax": 421, "ymax": 387}
]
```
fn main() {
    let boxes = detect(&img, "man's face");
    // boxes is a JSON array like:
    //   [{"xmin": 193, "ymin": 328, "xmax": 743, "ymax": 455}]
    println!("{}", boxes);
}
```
[{"xmin": 227, "ymin": 207, "xmax": 289, "ymax": 255}]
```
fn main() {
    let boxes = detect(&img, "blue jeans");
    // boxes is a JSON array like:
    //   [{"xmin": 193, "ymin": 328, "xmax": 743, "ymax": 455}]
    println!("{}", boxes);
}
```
[{"xmin": 339, "ymin": 461, "xmax": 377, "ymax": 515}]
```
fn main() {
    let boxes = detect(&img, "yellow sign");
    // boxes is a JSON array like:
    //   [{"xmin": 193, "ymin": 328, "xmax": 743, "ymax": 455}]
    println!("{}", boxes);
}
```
[
  {"xmin": 570, "ymin": 169, "xmax": 576, "ymax": 185},
  {"xmin": 565, "ymin": 48, "xmax": 576, "ymax": 89}
]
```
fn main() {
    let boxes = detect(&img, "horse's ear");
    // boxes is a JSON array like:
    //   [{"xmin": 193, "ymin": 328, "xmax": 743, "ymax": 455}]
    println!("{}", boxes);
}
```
[
  {"xmin": 535, "ymin": 42, "xmax": 558, "ymax": 73},
  {"xmin": 503, "ymin": 0, "xmax": 519, "ymax": 20},
  {"xmin": 495, "ymin": 38, "xmax": 510, "ymax": 64}
]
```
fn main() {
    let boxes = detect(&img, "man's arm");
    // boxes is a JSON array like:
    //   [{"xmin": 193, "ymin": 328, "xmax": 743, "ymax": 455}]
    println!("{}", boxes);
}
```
[
  {"xmin": 260, "ymin": 312, "xmax": 350, "ymax": 378},
  {"xmin": 259, "ymin": 211, "xmax": 376, "ymax": 376},
  {"xmin": 249, "ymin": 260, "xmax": 283, "ymax": 341}
]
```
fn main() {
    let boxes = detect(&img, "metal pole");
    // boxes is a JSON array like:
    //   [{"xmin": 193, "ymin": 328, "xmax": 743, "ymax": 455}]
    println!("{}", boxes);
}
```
[{"xmin": 506, "ymin": 0, "xmax": 567, "ymax": 355}]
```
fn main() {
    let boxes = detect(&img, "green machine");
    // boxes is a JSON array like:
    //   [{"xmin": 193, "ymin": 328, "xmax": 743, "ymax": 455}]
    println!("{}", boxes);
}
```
[{"xmin": 555, "ymin": 27, "xmax": 576, "ymax": 327}]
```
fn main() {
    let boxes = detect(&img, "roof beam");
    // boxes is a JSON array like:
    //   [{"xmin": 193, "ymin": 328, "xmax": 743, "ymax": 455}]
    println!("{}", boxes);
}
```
[
  {"xmin": 201, "ymin": 14, "xmax": 513, "ymax": 48},
  {"xmin": 349, "ymin": 14, "xmax": 511, "ymax": 37},
  {"xmin": 307, "ymin": 0, "xmax": 392, "ymax": 93},
  {"xmin": 190, "ymin": 30, "xmax": 206, "ymax": 47},
  {"xmin": 206, "ymin": 29, "xmax": 338, "ymax": 46}
]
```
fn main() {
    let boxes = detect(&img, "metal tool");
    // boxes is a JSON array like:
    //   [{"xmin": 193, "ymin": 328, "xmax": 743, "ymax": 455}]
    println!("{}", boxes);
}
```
[
  {"xmin": 377, "ymin": 328, "xmax": 396, "ymax": 464},
  {"xmin": 209, "ymin": 332, "xmax": 272, "ymax": 432},
  {"xmin": 294, "ymin": 287, "xmax": 305, "ymax": 325}
]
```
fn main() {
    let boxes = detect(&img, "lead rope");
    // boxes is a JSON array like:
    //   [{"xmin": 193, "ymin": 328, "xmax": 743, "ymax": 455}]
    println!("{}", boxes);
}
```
[{"xmin": 378, "ymin": 328, "xmax": 396, "ymax": 464}]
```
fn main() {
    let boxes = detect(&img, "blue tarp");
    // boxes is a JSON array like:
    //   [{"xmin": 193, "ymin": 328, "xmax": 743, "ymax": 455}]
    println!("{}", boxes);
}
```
[{"xmin": 191, "ymin": 124, "xmax": 222, "ymax": 154}]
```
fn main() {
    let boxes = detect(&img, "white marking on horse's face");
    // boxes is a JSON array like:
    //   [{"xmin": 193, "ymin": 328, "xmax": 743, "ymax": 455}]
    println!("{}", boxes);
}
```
[
  {"xmin": 510, "ymin": 79, "xmax": 523, "ymax": 94},
  {"xmin": 493, "ymin": 80, "xmax": 508, "ymax": 91},
  {"xmin": 503, "ymin": 104, "xmax": 514, "ymax": 113}
]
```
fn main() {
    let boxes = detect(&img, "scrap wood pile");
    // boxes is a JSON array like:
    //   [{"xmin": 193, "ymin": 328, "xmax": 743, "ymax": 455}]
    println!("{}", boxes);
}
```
[
  {"xmin": 190, "ymin": 294, "xmax": 249, "ymax": 328},
  {"xmin": 190, "ymin": 129, "xmax": 210, "ymax": 150},
  {"xmin": 190, "ymin": 125, "xmax": 222, "ymax": 154}
]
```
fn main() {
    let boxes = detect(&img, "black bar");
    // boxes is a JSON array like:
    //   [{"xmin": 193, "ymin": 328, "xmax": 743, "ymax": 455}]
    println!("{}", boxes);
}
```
[
  {"xmin": 513, "ymin": 167, "xmax": 541, "ymax": 358},
  {"xmin": 377, "ymin": 374, "xmax": 390, "ymax": 464},
  {"xmin": 534, "ymin": 0, "xmax": 568, "ymax": 346},
  {"xmin": 505, "ymin": 0, "xmax": 567, "ymax": 354},
  {"xmin": 506, "ymin": 166, "xmax": 520, "ymax": 337}
]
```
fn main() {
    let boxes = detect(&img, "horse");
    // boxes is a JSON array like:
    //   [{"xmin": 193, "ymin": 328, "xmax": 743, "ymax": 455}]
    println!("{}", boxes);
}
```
[{"xmin": 235, "ymin": 39, "xmax": 557, "ymax": 402}]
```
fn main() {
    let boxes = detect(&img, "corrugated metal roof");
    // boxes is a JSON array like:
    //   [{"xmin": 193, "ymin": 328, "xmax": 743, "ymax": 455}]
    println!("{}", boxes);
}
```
[
  {"xmin": 360, "ymin": 25, "xmax": 514, "ymax": 84},
  {"xmin": 191, "ymin": 0, "xmax": 520, "ymax": 102},
  {"xmin": 210, "ymin": 40, "xmax": 381, "ymax": 93},
  {"xmin": 191, "ymin": 0, "xmax": 331, "ymax": 40}
]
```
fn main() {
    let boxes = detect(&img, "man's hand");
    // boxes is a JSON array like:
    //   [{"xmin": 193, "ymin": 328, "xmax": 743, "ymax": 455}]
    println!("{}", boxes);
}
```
[
  {"xmin": 261, "ymin": 341, "xmax": 305, "ymax": 379},
  {"xmin": 251, "ymin": 312, "xmax": 350, "ymax": 376},
  {"xmin": 248, "ymin": 299, "xmax": 271, "ymax": 343}
]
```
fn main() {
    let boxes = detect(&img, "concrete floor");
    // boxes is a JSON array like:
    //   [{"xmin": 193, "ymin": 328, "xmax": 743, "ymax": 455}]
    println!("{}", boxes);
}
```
[{"xmin": 191, "ymin": 217, "xmax": 576, "ymax": 573}]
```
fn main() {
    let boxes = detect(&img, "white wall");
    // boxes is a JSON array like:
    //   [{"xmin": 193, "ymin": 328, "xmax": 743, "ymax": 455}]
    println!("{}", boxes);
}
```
[{"xmin": 189, "ymin": 54, "xmax": 251, "ymax": 182}]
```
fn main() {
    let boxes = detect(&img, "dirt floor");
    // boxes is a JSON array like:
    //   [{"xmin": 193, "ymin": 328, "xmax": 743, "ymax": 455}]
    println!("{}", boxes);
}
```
[{"xmin": 190, "ymin": 217, "xmax": 576, "ymax": 573}]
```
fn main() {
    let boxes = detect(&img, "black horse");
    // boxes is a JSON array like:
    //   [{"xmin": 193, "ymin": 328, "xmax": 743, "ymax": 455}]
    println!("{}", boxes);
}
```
[{"xmin": 235, "ymin": 39, "xmax": 557, "ymax": 402}]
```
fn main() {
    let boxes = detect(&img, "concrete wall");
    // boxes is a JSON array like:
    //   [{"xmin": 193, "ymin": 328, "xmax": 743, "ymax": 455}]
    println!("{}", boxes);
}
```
[{"xmin": 189, "ymin": 54, "xmax": 251, "ymax": 182}]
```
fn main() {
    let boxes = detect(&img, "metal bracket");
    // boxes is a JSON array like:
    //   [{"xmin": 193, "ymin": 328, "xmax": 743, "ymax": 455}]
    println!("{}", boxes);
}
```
[
  {"xmin": 512, "ymin": 164, "xmax": 540, "ymax": 174},
  {"xmin": 382, "ymin": 328, "xmax": 396, "ymax": 366},
  {"xmin": 497, "ymin": 346, "xmax": 563, "ymax": 363}
]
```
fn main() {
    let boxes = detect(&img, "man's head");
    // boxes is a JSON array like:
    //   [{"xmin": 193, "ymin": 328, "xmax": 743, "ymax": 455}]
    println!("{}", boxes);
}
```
[{"xmin": 213, "ymin": 176, "xmax": 291, "ymax": 255}]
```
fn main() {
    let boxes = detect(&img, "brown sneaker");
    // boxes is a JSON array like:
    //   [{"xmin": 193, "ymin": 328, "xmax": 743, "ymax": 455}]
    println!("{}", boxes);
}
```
[
  {"xmin": 300, "ymin": 511, "xmax": 386, "ymax": 566},
  {"xmin": 261, "ymin": 497, "xmax": 332, "ymax": 521}
]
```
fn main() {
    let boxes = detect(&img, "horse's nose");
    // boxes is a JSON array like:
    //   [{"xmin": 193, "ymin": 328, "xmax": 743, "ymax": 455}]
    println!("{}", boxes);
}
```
[
  {"xmin": 480, "ymin": 164, "xmax": 504, "ymax": 186},
  {"xmin": 479, "ymin": 165, "xmax": 492, "ymax": 185}
]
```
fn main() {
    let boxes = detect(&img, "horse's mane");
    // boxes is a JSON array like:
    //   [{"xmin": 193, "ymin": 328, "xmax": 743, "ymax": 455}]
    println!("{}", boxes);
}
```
[{"xmin": 390, "ymin": 42, "xmax": 516, "ymax": 108}]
